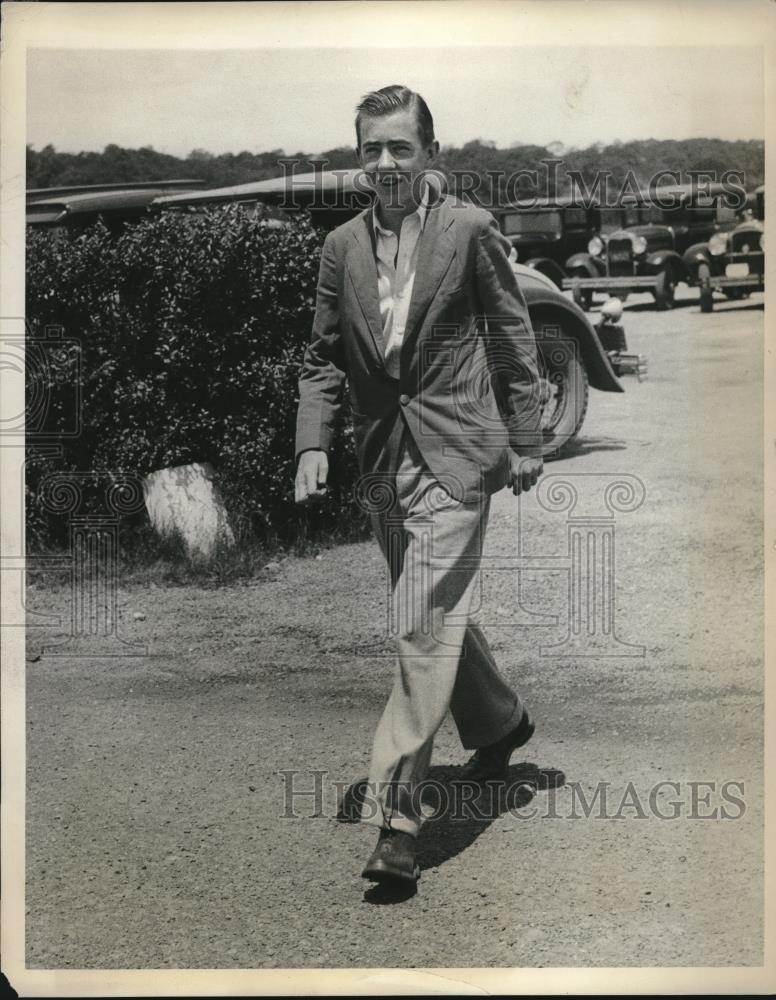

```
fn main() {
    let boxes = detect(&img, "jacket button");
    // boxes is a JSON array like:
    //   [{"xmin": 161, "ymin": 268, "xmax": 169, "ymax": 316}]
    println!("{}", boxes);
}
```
[{"xmin": 399, "ymin": 394, "xmax": 410, "ymax": 406}]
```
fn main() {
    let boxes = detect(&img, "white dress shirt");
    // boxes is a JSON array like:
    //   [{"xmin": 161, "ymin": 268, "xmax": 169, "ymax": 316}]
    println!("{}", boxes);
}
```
[{"xmin": 372, "ymin": 190, "xmax": 429, "ymax": 379}]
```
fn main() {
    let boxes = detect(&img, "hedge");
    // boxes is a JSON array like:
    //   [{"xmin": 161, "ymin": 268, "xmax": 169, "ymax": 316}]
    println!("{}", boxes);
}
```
[{"xmin": 25, "ymin": 208, "xmax": 365, "ymax": 552}]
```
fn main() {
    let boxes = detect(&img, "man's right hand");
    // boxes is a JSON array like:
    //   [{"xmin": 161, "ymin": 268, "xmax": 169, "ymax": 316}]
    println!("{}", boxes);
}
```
[{"xmin": 295, "ymin": 449, "xmax": 329, "ymax": 506}]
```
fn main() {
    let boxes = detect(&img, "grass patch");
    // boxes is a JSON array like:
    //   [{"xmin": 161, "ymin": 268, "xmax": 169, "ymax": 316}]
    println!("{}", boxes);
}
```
[{"xmin": 26, "ymin": 512, "xmax": 371, "ymax": 590}]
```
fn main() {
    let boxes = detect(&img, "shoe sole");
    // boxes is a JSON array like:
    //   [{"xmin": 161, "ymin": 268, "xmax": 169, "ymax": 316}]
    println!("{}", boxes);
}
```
[{"xmin": 361, "ymin": 862, "xmax": 421, "ymax": 885}]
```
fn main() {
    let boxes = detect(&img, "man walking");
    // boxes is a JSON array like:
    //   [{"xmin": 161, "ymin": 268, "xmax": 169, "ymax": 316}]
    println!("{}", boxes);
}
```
[{"xmin": 295, "ymin": 85, "xmax": 544, "ymax": 885}]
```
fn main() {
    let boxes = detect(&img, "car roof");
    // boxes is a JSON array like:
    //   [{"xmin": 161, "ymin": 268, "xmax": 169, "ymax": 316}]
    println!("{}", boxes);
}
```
[
  {"xmin": 26, "ymin": 181, "xmax": 207, "ymax": 224},
  {"xmin": 153, "ymin": 168, "xmax": 367, "ymax": 208},
  {"xmin": 629, "ymin": 181, "xmax": 736, "ymax": 204},
  {"xmin": 499, "ymin": 182, "xmax": 737, "ymax": 211},
  {"xmin": 27, "ymin": 179, "xmax": 206, "ymax": 202},
  {"xmin": 500, "ymin": 196, "xmax": 594, "ymax": 210}
]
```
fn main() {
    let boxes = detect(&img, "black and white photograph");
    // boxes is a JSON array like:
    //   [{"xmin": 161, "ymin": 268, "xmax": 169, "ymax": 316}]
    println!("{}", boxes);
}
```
[{"xmin": 1, "ymin": 1, "xmax": 774, "ymax": 995}]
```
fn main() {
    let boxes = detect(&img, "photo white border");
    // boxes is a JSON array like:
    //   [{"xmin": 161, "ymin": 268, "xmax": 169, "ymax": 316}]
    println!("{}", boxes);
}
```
[{"xmin": 1, "ymin": 1, "xmax": 774, "ymax": 994}]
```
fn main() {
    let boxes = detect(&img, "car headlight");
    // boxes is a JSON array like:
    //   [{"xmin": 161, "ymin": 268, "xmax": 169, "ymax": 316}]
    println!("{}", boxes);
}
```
[
  {"xmin": 631, "ymin": 235, "xmax": 647, "ymax": 255},
  {"xmin": 588, "ymin": 236, "xmax": 603, "ymax": 256},
  {"xmin": 709, "ymin": 232, "xmax": 728, "ymax": 256}
]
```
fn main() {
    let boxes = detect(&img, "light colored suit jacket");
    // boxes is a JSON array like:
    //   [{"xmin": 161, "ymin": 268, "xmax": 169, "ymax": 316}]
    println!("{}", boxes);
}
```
[{"xmin": 295, "ymin": 193, "xmax": 543, "ymax": 503}]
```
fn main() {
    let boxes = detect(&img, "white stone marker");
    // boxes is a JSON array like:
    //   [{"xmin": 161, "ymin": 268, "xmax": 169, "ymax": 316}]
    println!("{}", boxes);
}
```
[{"xmin": 143, "ymin": 462, "xmax": 235, "ymax": 561}]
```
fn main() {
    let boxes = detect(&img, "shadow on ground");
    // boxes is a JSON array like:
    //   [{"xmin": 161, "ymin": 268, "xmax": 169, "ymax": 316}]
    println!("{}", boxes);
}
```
[
  {"xmin": 340, "ymin": 764, "xmax": 566, "ymax": 905},
  {"xmin": 558, "ymin": 435, "xmax": 629, "ymax": 460},
  {"xmin": 622, "ymin": 297, "xmax": 763, "ymax": 315},
  {"xmin": 621, "ymin": 298, "xmax": 698, "ymax": 313}
]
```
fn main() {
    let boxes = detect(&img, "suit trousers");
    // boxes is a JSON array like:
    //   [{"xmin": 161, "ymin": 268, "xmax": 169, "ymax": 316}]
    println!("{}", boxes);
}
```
[{"xmin": 362, "ymin": 426, "xmax": 525, "ymax": 836}]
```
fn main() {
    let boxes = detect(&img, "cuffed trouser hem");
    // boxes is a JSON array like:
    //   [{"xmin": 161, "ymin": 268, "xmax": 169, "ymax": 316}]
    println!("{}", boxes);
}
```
[
  {"xmin": 459, "ymin": 695, "xmax": 525, "ymax": 751},
  {"xmin": 357, "ymin": 781, "xmax": 423, "ymax": 837},
  {"xmin": 359, "ymin": 811, "xmax": 420, "ymax": 838}
]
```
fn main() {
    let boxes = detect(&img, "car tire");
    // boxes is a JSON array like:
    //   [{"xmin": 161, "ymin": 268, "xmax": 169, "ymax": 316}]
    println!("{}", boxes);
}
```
[
  {"xmin": 536, "ymin": 342, "xmax": 590, "ymax": 459},
  {"xmin": 697, "ymin": 262, "xmax": 713, "ymax": 314},
  {"xmin": 653, "ymin": 269, "xmax": 676, "ymax": 311}
]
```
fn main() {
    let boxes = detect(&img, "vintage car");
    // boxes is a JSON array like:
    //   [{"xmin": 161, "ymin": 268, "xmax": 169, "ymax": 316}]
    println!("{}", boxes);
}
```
[
  {"xmin": 508, "ymin": 266, "xmax": 645, "ymax": 457},
  {"xmin": 155, "ymin": 170, "xmax": 646, "ymax": 457},
  {"xmin": 563, "ymin": 183, "xmax": 741, "ymax": 310},
  {"xmin": 26, "ymin": 180, "xmax": 205, "ymax": 234},
  {"xmin": 492, "ymin": 198, "xmax": 623, "ymax": 290},
  {"xmin": 153, "ymin": 168, "xmax": 370, "ymax": 231},
  {"xmin": 683, "ymin": 185, "xmax": 765, "ymax": 312}
]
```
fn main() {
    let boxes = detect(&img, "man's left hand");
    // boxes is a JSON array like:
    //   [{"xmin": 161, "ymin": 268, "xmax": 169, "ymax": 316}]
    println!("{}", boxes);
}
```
[{"xmin": 509, "ymin": 453, "xmax": 543, "ymax": 496}]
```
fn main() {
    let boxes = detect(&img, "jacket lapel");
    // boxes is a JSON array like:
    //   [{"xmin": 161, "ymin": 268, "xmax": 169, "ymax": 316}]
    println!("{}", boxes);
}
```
[
  {"xmin": 344, "ymin": 195, "xmax": 458, "ymax": 371},
  {"xmin": 346, "ymin": 213, "xmax": 386, "ymax": 366},
  {"xmin": 400, "ymin": 197, "xmax": 457, "ymax": 362}
]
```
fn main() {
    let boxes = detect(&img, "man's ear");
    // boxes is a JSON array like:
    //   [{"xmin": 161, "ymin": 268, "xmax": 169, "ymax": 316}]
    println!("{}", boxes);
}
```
[{"xmin": 427, "ymin": 140, "xmax": 440, "ymax": 163}]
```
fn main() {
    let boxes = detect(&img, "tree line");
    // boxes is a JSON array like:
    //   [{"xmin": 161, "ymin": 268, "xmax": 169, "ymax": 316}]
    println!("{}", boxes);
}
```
[{"xmin": 27, "ymin": 137, "xmax": 764, "ymax": 198}]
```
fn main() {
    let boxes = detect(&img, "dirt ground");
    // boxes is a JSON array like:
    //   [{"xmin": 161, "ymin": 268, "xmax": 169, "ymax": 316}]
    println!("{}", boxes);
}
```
[{"xmin": 24, "ymin": 287, "xmax": 763, "ymax": 969}]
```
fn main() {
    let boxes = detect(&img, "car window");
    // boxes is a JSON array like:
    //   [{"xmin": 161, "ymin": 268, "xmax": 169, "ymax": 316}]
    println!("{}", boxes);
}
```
[
  {"xmin": 647, "ymin": 203, "xmax": 691, "ymax": 225},
  {"xmin": 686, "ymin": 205, "xmax": 717, "ymax": 224},
  {"xmin": 563, "ymin": 207, "xmax": 588, "ymax": 228},
  {"xmin": 624, "ymin": 206, "xmax": 644, "ymax": 227},
  {"xmin": 644, "ymin": 205, "xmax": 666, "ymax": 224},
  {"xmin": 501, "ymin": 210, "xmax": 562, "ymax": 235},
  {"xmin": 715, "ymin": 204, "xmax": 737, "ymax": 224},
  {"xmin": 599, "ymin": 208, "xmax": 627, "ymax": 231}
]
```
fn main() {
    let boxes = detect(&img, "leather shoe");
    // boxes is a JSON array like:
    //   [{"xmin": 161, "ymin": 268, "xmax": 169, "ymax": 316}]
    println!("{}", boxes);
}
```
[
  {"xmin": 361, "ymin": 828, "xmax": 420, "ymax": 884},
  {"xmin": 455, "ymin": 710, "xmax": 535, "ymax": 783}
]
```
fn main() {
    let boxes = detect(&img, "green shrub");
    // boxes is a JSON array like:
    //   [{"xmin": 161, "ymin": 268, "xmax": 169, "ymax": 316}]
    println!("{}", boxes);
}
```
[{"xmin": 25, "ymin": 208, "xmax": 366, "ymax": 553}]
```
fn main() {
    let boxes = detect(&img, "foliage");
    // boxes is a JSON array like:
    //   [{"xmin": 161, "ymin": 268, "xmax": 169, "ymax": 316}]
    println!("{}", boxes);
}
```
[
  {"xmin": 25, "ymin": 210, "xmax": 365, "ymax": 551},
  {"xmin": 27, "ymin": 143, "xmax": 360, "ymax": 190},
  {"xmin": 27, "ymin": 138, "xmax": 764, "ymax": 198},
  {"xmin": 24, "ymin": 133, "xmax": 765, "ymax": 554}
]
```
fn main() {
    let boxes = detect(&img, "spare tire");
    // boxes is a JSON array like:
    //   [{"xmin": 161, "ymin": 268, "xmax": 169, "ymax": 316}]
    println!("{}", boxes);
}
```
[{"xmin": 535, "ymin": 337, "xmax": 589, "ymax": 459}]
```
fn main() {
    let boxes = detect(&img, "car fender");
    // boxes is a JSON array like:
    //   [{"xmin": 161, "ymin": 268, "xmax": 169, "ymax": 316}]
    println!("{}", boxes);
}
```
[
  {"xmin": 523, "ymin": 257, "xmax": 566, "ymax": 288},
  {"xmin": 564, "ymin": 252, "xmax": 601, "ymax": 277},
  {"xmin": 682, "ymin": 242, "xmax": 717, "ymax": 280},
  {"xmin": 522, "ymin": 289, "xmax": 624, "ymax": 394},
  {"xmin": 646, "ymin": 249, "xmax": 687, "ymax": 278}
]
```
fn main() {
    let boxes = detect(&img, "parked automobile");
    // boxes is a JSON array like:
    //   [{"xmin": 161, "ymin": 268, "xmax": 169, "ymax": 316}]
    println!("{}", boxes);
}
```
[
  {"xmin": 511, "ymin": 265, "xmax": 646, "ymax": 456},
  {"xmin": 563, "ymin": 183, "xmax": 741, "ymax": 310},
  {"xmin": 493, "ymin": 198, "xmax": 623, "ymax": 290},
  {"xmin": 153, "ymin": 168, "xmax": 370, "ymax": 231},
  {"xmin": 26, "ymin": 180, "xmax": 205, "ymax": 234},
  {"xmin": 155, "ymin": 169, "xmax": 646, "ymax": 457},
  {"xmin": 683, "ymin": 185, "xmax": 764, "ymax": 312}
]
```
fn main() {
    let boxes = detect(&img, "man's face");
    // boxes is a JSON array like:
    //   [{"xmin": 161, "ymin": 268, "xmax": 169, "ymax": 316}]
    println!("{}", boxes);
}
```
[{"xmin": 358, "ymin": 109, "xmax": 437, "ymax": 213}]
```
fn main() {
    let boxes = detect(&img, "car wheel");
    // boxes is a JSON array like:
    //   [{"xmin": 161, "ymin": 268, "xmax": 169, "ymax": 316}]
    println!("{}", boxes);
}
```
[
  {"xmin": 572, "ymin": 283, "xmax": 593, "ymax": 311},
  {"xmin": 536, "ymin": 339, "xmax": 590, "ymax": 459},
  {"xmin": 698, "ymin": 262, "xmax": 713, "ymax": 314},
  {"xmin": 653, "ymin": 269, "xmax": 676, "ymax": 310}
]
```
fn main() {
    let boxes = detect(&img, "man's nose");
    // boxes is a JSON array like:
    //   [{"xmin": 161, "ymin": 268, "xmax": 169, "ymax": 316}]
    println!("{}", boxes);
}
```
[{"xmin": 376, "ymin": 147, "xmax": 396, "ymax": 170}]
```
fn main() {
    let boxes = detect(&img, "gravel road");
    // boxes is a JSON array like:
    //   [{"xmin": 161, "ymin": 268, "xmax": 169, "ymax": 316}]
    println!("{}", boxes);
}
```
[{"xmin": 25, "ymin": 287, "xmax": 763, "ymax": 969}]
